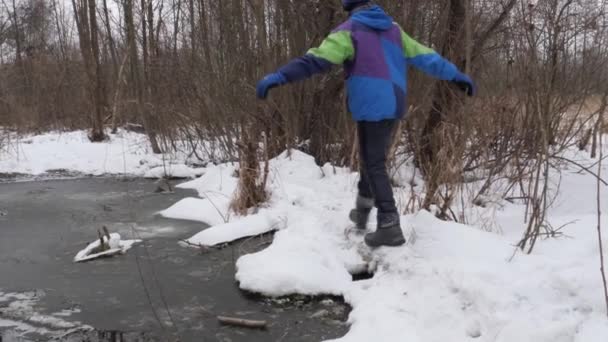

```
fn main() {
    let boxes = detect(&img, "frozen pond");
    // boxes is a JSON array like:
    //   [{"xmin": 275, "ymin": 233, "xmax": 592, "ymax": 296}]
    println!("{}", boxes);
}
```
[{"xmin": 0, "ymin": 178, "xmax": 348, "ymax": 341}]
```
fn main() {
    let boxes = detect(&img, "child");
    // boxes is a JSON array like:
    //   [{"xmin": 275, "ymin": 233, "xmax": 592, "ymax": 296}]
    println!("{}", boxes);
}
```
[{"xmin": 256, "ymin": 0, "xmax": 475, "ymax": 247}]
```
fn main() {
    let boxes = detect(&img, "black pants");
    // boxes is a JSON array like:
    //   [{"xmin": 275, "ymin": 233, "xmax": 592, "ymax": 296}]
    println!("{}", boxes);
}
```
[{"xmin": 357, "ymin": 119, "xmax": 398, "ymax": 214}]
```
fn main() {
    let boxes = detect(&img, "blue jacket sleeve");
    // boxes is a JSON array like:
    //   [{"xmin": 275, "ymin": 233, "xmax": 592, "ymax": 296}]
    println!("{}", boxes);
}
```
[
  {"xmin": 401, "ymin": 29, "xmax": 459, "ymax": 80},
  {"xmin": 407, "ymin": 53, "xmax": 459, "ymax": 81},
  {"xmin": 277, "ymin": 54, "xmax": 334, "ymax": 83}
]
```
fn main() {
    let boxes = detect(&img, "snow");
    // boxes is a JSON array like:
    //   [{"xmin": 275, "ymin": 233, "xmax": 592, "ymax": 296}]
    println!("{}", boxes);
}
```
[
  {"xmin": 0, "ymin": 130, "xmax": 203, "ymax": 178},
  {"xmin": 160, "ymin": 197, "xmax": 230, "ymax": 226},
  {"xmin": 177, "ymin": 163, "xmax": 239, "ymax": 197},
  {"xmin": 184, "ymin": 210, "xmax": 284, "ymax": 247},
  {"xmin": 236, "ymin": 228, "xmax": 355, "ymax": 296},
  {"xmin": 74, "ymin": 233, "xmax": 141, "ymax": 263},
  {"xmin": 327, "ymin": 210, "xmax": 608, "ymax": 342},
  {"xmin": 162, "ymin": 148, "xmax": 608, "ymax": 341},
  {"xmin": 143, "ymin": 164, "xmax": 206, "ymax": 179},
  {"xmin": 159, "ymin": 163, "xmax": 239, "ymax": 226}
]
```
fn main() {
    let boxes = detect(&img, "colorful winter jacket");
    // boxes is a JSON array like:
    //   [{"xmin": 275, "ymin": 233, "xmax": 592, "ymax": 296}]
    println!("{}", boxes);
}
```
[{"xmin": 276, "ymin": 5, "xmax": 460, "ymax": 122}]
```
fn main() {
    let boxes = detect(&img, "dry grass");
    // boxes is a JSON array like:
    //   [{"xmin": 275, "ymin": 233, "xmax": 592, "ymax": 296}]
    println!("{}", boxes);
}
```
[{"xmin": 230, "ymin": 128, "xmax": 270, "ymax": 216}]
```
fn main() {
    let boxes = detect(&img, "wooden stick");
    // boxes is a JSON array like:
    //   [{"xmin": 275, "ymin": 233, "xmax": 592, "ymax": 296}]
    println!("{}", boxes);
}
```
[
  {"xmin": 97, "ymin": 229, "xmax": 105, "ymax": 246},
  {"xmin": 102, "ymin": 226, "xmax": 111, "ymax": 240},
  {"xmin": 217, "ymin": 316, "xmax": 267, "ymax": 330}
]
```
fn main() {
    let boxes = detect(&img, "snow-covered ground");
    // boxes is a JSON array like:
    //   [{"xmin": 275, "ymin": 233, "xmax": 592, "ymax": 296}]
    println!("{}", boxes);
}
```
[
  {"xmin": 0, "ymin": 130, "xmax": 205, "ymax": 178},
  {"xmin": 165, "ymin": 150, "xmax": 608, "ymax": 342},
  {"xmin": 2, "ymin": 130, "xmax": 608, "ymax": 341}
]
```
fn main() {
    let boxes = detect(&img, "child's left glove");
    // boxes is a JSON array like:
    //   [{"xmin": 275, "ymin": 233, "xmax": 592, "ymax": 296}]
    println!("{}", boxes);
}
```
[
  {"xmin": 256, "ymin": 73, "xmax": 287, "ymax": 99},
  {"xmin": 452, "ymin": 72, "xmax": 476, "ymax": 97}
]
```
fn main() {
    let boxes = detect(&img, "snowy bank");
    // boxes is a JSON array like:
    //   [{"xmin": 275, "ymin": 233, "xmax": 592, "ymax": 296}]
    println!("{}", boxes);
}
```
[
  {"xmin": 163, "ymin": 148, "xmax": 608, "ymax": 341},
  {"xmin": 0, "ymin": 130, "xmax": 203, "ymax": 178}
]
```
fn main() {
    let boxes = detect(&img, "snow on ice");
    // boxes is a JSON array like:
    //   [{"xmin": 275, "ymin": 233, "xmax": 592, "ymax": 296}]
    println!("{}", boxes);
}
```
[
  {"xmin": 74, "ymin": 233, "xmax": 141, "ymax": 263},
  {"xmin": 184, "ymin": 210, "xmax": 283, "ymax": 247},
  {"xmin": 0, "ymin": 290, "xmax": 91, "ymax": 338}
]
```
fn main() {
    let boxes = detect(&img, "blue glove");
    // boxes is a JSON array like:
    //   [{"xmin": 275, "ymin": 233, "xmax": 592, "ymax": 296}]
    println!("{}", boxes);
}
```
[
  {"xmin": 256, "ymin": 73, "xmax": 287, "ymax": 99},
  {"xmin": 452, "ymin": 72, "xmax": 476, "ymax": 97}
]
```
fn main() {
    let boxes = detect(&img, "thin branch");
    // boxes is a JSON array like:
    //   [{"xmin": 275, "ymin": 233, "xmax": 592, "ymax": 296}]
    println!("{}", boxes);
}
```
[
  {"xmin": 596, "ymin": 127, "xmax": 608, "ymax": 317},
  {"xmin": 473, "ymin": 0, "xmax": 517, "ymax": 62},
  {"xmin": 552, "ymin": 155, "xmax": 608, "ymax": 186}
]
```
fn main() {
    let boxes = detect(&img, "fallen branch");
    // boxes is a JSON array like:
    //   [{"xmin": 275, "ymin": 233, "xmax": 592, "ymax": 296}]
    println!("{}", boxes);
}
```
[{"xmin": 217, "ymin": 316, "xmax": 268, "ymax": 330}]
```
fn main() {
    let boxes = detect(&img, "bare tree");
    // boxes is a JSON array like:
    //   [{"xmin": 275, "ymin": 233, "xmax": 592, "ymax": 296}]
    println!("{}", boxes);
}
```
[{"xmin": 72, "ymin": 0, "xmax": 107, "ymax": 141}]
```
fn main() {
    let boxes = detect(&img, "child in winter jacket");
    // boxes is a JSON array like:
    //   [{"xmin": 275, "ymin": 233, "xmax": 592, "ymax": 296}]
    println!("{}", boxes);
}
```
[{"xmin": 256, "ymin": 0, "xmax": 475, "ymax": 248}]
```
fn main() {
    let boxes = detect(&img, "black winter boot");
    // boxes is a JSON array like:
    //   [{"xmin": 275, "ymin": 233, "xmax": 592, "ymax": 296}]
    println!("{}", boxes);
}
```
[
  {"xmin": 364, "ymin": 212, "xmax": 406, "ymax": 247},
  {"xmin": 349, "ymin": 195, "xmax": 374, "ymax": 230}
]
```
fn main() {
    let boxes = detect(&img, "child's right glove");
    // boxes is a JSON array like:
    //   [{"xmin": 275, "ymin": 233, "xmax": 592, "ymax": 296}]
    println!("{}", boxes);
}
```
[
  {"xmin": 256, "ymin": 73, "xmax": 287, "ymax": 99},
  {"xmin": 452, "ymin": 72, "xmax": 476, "ymax": 97}
]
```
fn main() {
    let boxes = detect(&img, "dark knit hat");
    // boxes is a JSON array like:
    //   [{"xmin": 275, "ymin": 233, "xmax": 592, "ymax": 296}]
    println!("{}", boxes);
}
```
[{"xmin": 342, "ymin": 0, "xmax": 371, "ymax": 11}]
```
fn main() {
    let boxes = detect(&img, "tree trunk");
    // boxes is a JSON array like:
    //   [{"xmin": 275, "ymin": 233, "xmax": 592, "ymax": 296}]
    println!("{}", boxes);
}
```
[
  {"xmin": 72, "ymin": 0, "xmax": 106, "ymax": 142},
  {"xmin": 11, "ymin": 0, "xmax": 22, "ymax": 65},
  {"xmin": 87, "ymin": 0, "xmax": 108, "ymax": 142},
  {"xmin": 419, "ymin": 0, "xmax": 467, "ymax": 208},
  {"xmin": 140, "ymin": 0, "xmax": 161, "ymax": 153}
]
